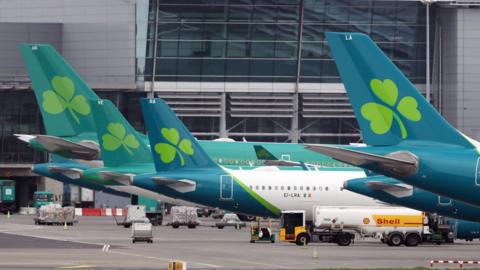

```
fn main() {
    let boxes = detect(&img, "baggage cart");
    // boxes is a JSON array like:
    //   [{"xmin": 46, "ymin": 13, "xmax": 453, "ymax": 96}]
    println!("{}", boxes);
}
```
[{"xmin": 131, "ymin": 218, "xmax": 153, "ymax": 243}]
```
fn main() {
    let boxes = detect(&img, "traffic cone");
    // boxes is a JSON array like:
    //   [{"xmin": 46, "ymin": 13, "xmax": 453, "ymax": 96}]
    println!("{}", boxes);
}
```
[
  {"xmin": 312, "ymin": 248, "xmax": 318, "ymax": 259},
  {"xmin": 7, "ymin": 211, "xmax": 10, "ymax": 219},
  {"xmin": 64, "ymin": 220, "xmax": 68, "ymax": 230},
  {"xmin": 302, "ymin": 238, "xmax": 308, "ymax": 249}
]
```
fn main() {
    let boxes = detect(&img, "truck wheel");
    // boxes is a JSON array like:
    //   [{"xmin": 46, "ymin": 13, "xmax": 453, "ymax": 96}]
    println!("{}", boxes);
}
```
[
  {"xmin": 405, "ymin": 233, "xmax": 421, "ymax": 247},
  {"xmin": 295, "ymin": 233, "xmax": 310, "ymax": 246},
  {"xmin": 387, "ymin": 233, "xmax": 404, "ymax": 247},
  {"xmin": 187, "ymin": 225, "xmax": 196, "ymax": 229},
  {"xmin": 217, "ymin": 226, "xmax": 224, "ymax": 229},
  {"xmin": 172, "ymin": 224, "xmax": 179, "ymax": 229},
  {"xmin": 337, "ymin": 234, "xmax": 352, "ymax": 246}
]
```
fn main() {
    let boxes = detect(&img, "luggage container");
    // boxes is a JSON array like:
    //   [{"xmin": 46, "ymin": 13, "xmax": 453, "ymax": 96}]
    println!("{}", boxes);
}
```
[
  {"xmin": 34, "ymin": 204, "xmax": 76, "ymax": 225},
  {"xmin": 116, "ymin": 205, "xmax": 147, "ymax": 228},
  {"xmin": 131, "ymin": 218, "xmax": 153, "ymax": 243},
  {"xmin": 170, "ymin": 206, "xmax": 199, "ymax": 229}
]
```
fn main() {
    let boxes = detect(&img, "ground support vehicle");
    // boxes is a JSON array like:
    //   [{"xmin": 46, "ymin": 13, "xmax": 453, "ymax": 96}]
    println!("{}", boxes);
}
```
[
  {"xmin": 116, "ymin": 205, "xmax": 147, "ymax": 228},
  {"xmin": 215, "ymin": 213, "xmax": 246, "ymax": 229},
  {"xmin": 279, "ymin": 207, "xmax": 454, "ymax": 247},
  {"xmin": 131, "ymin": 218, "xmax": 153, "ymax": 243},
  {"xmin": 170, "ymin": 206, "xmax": 199, "ymax": 229},
  {"xmin": 34, "ymin": 204, "xmax": 76, "ymax": 226},
  {"xmin": 280, "ymin": 210, "xmax": 355, "ymax": 246},
  {"xmin": 0, "ymin": 179, "xmax": 15, "ymax": 214},
  {"xmin": 196, "ymin": 208, "xmax": 212, "ymax": 217},
  {"xmin": 135, "ymin": 196, "xmax": 164, "ymax": 226},
  {"xmin": 33, "ymin": 191, "xmax": 54, "ymax": 208},
  {"xmin": 250, "ymin": 218, "xmax": 275, "ymax": 243}
]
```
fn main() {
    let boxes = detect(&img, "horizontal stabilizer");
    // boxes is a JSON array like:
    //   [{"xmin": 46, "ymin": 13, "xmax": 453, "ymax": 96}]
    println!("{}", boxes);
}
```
[
  {"xmin": 14, "ymin": 134, "xmax": 36, "ymax": 144},
  {"xmin": 305, "ymin": 144, "xmax": 418, "ymax": 178},
  {"xmin": 366, "ymin": 180, "xmax": 413, "ymax": 198},
  {"xmin": 151, "ymin": 177, "xmax": 196, "ymax": 193},
  {"xmin": 97, "ymin": 171, "xmax": 135, "ymax": 186},
  {"xmin": 19, "ymin": 134, "xmax": 100, "ymax": 160},
  {"xmin": 263, "ymin": 160, "xmax": 301, "ymax": 167},
  {"xmin": 47, "ymin": 166, "xmax": 83, "ymax": 179}
]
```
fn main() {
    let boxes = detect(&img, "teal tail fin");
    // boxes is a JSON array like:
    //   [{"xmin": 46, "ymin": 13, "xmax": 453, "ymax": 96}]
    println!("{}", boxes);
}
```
[
  {"xmin": 326, "ymin": 32, "xmax": 472, "ymax": 148},
  {"xmin": 253, "ymin": 145, "xmax": 278, "ymax": 160},
  {"xmin": 20, "ymin": 44, "xmax": 99, "ymax": 137},
  {"xmin": 90, "ymin": 100, "xmax": 151, "ymax": 167},
  {"xmin": 140, "ymin": 98, "xmax": 217, "ymax": 172}
]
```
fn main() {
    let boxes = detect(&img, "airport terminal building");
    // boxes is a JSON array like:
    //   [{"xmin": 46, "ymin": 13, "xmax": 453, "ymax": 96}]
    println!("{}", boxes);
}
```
[{"xmin": 0, "ymin": 0, "xmax": 479, "ymax": 207}]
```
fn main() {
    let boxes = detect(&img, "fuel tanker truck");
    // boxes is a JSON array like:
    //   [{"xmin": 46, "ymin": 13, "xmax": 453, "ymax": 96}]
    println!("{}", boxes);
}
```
[{"xmin": 279, "ymin": 207, "xmax": 454, "ymax": 246}]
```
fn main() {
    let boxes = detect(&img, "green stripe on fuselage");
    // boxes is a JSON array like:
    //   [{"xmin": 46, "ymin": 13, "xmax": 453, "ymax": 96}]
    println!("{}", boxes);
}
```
[{"xmin": 230, "ymin": 174, "xmax": 281, "ymax": 217}]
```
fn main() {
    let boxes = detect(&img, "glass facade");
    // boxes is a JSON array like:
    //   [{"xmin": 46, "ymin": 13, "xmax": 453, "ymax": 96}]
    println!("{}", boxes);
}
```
[
  {"xmin": 133, "ymin": 0, "xmax": 433, "ymax": 144},
  {"xmin": 138, "ymin": 0, "xmax": 430, "ymax": 83},
  {"xmin": 0, "ymin": 91, "xmax": 45, "ymax": 163}
]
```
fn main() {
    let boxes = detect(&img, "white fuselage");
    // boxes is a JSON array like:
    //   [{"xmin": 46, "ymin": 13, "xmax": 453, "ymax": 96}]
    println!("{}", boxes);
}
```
[{"xmin": 225, "ymin": 167, "xmax": 384, "ymax": 220}]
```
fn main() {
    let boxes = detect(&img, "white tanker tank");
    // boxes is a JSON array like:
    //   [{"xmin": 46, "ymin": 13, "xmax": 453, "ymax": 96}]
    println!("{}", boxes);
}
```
[{"xmin": 313, "ymin": 206, "xmax": 428, "ymax": 245}]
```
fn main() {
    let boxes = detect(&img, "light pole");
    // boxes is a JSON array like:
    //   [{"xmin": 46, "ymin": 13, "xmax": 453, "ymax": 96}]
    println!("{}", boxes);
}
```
[{"xmin": 421, "ymin": 0, "xmax": 435, "ymax": 103}]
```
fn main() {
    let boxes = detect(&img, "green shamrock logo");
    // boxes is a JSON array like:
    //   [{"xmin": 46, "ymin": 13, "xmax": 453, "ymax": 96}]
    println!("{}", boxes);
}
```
[
  {"xmin": 154, "ymin": 128, "xmax": 194, "ymax": 166},
  {"xmin": 361, "ymin": 79, "xmax": 422, "ymax": 139},
  {"xmin": 102, "ymin": 123, "xmax": 140, "ymax": 155},
  {"xmin": 42, "ymin": 76, "xmax": 90, "ymax": 124}
]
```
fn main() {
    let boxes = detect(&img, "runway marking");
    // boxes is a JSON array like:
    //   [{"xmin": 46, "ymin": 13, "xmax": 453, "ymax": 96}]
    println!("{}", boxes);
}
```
[
  {"xmin": 58, "ymin": 265, "xmax": 96, "ymax": 269},
  {"xmin": 102, "ymin": 244, "xmax": 111, "ymax": 252},
  {"xmin": 108, "ymin": 250, "xmax": 222, "ymax": 268}
]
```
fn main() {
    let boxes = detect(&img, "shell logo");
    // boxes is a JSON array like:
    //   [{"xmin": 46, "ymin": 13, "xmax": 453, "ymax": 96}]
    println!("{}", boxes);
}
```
[{"xmin": 363, "ymin": 217, "xmax": 370, "ymax": 225}]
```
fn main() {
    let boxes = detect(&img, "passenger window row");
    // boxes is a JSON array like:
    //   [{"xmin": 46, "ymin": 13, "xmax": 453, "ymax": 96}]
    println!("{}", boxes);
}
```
[{"xmin": 248, "ymin": 185, "xmax": 329, "ymax": 192}]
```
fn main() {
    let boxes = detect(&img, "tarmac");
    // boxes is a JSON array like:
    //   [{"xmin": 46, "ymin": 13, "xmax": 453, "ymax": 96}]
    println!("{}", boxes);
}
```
[{"xmin": 0, "ymin": 215, "xmax": 480, "ymax": 270}]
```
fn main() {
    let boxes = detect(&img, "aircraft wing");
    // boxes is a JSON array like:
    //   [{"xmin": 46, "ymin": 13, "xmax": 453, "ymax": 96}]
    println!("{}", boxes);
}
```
[
  {"xmin": 151, "ymin": 177, "xmax": 196, "ymax": 193},
  {"xmin": 366, "ymin": 181, "xmax": 413, "ymax": 198},
  {"xmin": 47, "ymin": 166, "xmax": 83, "ymax": 179},
  {"xmin": 97, "ymin": 171, "xmax": 134, "ymax": 186},
  {"xmin": 305, "ymin": 144, "xmax": 418, "ymax": 177},
  {"xmin": 15, "ymin": 134, "xmax": 100, "ymax": 160}
]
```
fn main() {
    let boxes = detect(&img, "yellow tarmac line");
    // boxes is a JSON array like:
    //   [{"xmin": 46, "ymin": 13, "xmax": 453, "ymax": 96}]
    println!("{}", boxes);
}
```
[{"xmin": 58, "ymin": 265, "xmax": 96, "ymax": 269}]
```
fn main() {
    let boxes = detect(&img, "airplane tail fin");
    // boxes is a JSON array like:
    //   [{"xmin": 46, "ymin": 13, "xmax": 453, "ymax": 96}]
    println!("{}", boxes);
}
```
[
  {"xmin": 140, "ymin": 98, "xmax": 218, "ymax": 172},
  {"xmin": 90, "ymin": 100, "xmax": 151, "ymax": 167},
  {"xmin": 20, "ymin": 44, "xmax": 99, "ymax": 137},
  {"xmin": 326, "ymin": 32, "xmax": 473, "ymax": 148}
]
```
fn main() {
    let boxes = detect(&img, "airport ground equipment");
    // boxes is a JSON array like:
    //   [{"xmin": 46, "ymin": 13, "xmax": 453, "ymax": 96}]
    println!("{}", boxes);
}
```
[
  {"xmin": 196, "ymin": 208, "xmax": 212, "ymax": 217},
  {"xmin": 0, "ymin": 179, "xmax": 15, "ymax": 214},
  {"xmin": 131, "ymin": 218, "xmax": 153, "ymax": 243},
  {"xmin": 215, "ymin": 213, "xmax": 246, "ymax": 229},
  {"xmin": 170, "ymin": 206, "xmax": 199, "ymax": 229},
  {"xmin": 34, "ymin": 204, "xmax": 76, "ymax": 225},
  {"xmin": 250, "ymin": 218, "xmax": 275, "ymax": 243},
  {"xmin": 211, "ymin": 209, "xmax": 225, "ymax": 219},
  {"xmin": 280, "ymin": 209, "xmax": 355, "ymax": 246},
  {"xmin": 134, "ymin": 196, "xmax": 164, "ymax": 226},
  {"xmin": 116, "ymin": 205, "xmax": 147, "ymax": 228},
  {"xmin": 33, "ymin": 191, "xmax": 54, "ymax": 208},
  {"xmin": 279, "ymin": 207, "xmax": 451, "ymax": 246}
]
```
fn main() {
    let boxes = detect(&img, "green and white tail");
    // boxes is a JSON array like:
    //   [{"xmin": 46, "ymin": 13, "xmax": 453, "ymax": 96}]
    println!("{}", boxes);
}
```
[
  {"xmin": 326, "ymin": 32, "xmax": 473, "ymax": 148},
  {"xmin": 90, "ymin": 99, "xmax": 151, "ymax": 167},
  {"xmin": 140, "ymin": 98, "xmax": 217, "ymax": 172},
  {"xmin": 21, "ymin": 44, "xmax": 99, "ymax": 137}
]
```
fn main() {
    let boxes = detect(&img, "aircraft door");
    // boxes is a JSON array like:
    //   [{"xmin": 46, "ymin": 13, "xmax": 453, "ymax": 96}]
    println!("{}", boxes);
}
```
[
  {"xmin": 438, "ymin": 196, "xmax": 452, "ymax": 206},
  {"xmin": 220, "ymin": 175, "xmax": 233, "ymax": 200}
]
